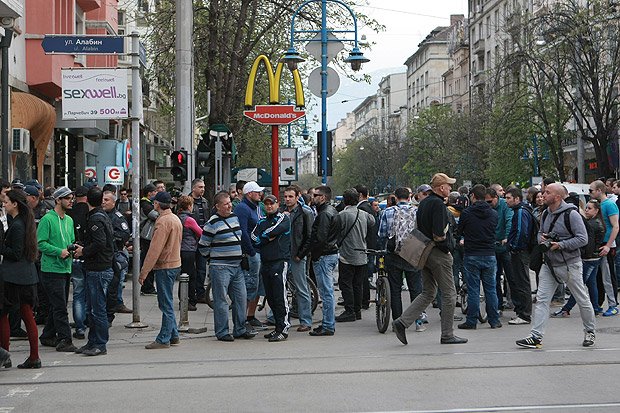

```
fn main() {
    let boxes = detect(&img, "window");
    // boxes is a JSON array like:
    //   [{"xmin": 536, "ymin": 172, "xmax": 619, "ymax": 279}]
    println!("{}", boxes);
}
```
[
  {"xmin": 118, "ymin": 10, "xmax": 125, "ymax": 26},
  {"xmin": 486, "ymin": 16, "xmax": 491, "ymax": 38},
  {"xmin": 478, "ymin": 22, "xmax": 483, "ymax": 40}
]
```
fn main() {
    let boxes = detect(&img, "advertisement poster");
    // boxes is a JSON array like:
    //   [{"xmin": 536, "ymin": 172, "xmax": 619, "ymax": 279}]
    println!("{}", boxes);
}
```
[
  {"xmin": 280, "ymin": 147, "xmax": 298, "ymax": 182},
  {"xmin": 62, "ymin": 68, "xmax": 128, "ymax": 120}
]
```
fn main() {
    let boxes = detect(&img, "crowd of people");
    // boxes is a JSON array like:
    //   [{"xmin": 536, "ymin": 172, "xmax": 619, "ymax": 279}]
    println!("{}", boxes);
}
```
[{"xmin": 1, "ymin": 172, "xmax": 618, "ymax": 368}]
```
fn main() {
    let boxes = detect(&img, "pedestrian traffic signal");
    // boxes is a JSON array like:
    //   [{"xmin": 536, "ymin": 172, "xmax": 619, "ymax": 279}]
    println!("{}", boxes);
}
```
[
  {"xmin": 170, "ymin": 150, "xmax": 188, "ymax": 182},
  {"xmin": 195, "ymin": 139, "xmax": 212, "ymax": 179}
]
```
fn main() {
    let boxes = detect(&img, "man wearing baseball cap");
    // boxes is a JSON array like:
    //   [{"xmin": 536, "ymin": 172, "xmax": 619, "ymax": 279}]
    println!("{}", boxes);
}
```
[
  {"xmin": 393, "ymin": 173, "xmax": 468, "ymax": 346},
  {"xmin": 416, "ymin": 184, "xmax": 432, "ymax": 203},
  {"xmin": 234, "ymin": 181, "xmax": 266, "ymax": 329},
  {"xmin": 139, "ymin": 191, "xmax": 183, "ymax": 349},
  {"xmin": 37, "ymin": 186, "xmax": 78, "ymax": 352},
  {"xmin": 251, "ymin": 195, "xmax": 291, "ymax": 341}
]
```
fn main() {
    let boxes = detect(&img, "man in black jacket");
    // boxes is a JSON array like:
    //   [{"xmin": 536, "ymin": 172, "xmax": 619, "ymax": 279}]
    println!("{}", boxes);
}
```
[
  {"xmin": 74, "ymin": 187, "xmax": 114, "ymax": 356},
  {"xmin": 102, "ymin": 191, "xmax": 132, "ymax": 319},
  {"xmin": 283, "ymin": 186, "xmax": 314, "ymax": 331},
  {"xmin": 393, "ymin": 173, "xmax": 468, "ymax": 346},
  {"xmin": 308, "ymin": 186, "xmax": 339, "ymax": 336},
  {"xmin": 456, "ymin": 184, "xmax": 501, "ymax": 329}
]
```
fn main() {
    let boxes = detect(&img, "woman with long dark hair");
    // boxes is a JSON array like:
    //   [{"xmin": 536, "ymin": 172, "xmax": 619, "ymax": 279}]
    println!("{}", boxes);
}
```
[{"xmin": 1, "ymin": 189, "xmax": 41, "ymax": 368}]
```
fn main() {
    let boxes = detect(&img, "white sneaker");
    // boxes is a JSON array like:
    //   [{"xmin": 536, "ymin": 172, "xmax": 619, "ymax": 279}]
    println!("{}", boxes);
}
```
[
  {"xmin": 508, "ymin": 316, "xmax": 530, "ymax": 325},
  {"xmin": 415, "ymin": 320, "xmax": 427, "ymax": 332}
]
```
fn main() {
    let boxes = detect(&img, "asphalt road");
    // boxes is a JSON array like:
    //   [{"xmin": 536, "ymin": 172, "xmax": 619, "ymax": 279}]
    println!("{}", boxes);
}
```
[{"xmin": 1, "ymin": 281, "xmax": 620, "ymax": 412}]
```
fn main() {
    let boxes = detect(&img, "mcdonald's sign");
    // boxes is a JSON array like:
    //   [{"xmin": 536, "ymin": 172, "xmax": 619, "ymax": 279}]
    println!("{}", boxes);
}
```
[{"xmin": 243, "ymin": 55, "xmax": 305, "ymax": 125}]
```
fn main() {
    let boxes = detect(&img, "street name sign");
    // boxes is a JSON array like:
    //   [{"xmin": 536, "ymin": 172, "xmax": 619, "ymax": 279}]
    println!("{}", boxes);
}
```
[
  {"xmin": 243, "ymin": 105, "xmax": 305, "ymax": 125},
  {"xmin": 42, "ymin": 35, "xmax": 125, "ymax": 54}
]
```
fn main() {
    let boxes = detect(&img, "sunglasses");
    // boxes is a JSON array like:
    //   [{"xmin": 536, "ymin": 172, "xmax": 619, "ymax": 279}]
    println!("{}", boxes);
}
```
[
  {"xmin": 486, "ymin": 200, "xmax": 493, "ymax": 204},
  {"xmin": 313, "ymin": 194, "xmax": 323, "ymax": 197}
]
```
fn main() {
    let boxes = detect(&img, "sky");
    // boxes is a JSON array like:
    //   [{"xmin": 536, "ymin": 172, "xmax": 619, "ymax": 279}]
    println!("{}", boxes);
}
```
[{"xmin": 304, "ymin": 0, "xmax": 469, "ymax": 131}]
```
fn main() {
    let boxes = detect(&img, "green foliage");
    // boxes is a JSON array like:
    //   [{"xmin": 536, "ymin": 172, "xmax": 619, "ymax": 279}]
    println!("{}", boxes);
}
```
[{"xmin": 403, "ymin": 106, "xmax": 487, "ymax": 186}]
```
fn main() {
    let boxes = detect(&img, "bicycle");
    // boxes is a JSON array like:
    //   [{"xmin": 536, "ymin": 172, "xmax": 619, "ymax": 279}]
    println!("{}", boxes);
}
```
[
  {"xmin": 458, "ymin": 273, "xmax": 488, "ymax": 324},
  {"xmin": 355, "ymin": 248, "xmax": 391, "ymax": 333}
]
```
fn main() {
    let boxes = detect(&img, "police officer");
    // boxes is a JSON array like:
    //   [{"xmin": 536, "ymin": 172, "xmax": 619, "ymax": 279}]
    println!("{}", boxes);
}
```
[{"xmin": 102, "ymin": 190, "xmax": 132, "ymax": 321}]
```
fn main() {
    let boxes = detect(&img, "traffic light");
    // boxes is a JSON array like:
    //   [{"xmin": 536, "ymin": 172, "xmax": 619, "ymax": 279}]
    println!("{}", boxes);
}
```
[
  {"xmin": 196, "ymin": 139, "xmax": 211, "ymax": 179},
  {"xmin": 170, "ymin": 150, "xmax": 188, "ymax": 182}
]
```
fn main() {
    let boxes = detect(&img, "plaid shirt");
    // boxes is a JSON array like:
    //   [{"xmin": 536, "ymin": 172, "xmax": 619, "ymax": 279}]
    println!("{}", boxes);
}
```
[{"xmin": 377, "ymin": 201, "xmax": 415, "ymax": 248}]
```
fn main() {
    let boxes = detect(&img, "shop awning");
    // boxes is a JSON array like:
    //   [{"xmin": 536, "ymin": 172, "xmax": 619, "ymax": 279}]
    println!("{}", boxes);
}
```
[{"xmin": 11, "ymin": 91, "xmax": 56, "ymax": 182}]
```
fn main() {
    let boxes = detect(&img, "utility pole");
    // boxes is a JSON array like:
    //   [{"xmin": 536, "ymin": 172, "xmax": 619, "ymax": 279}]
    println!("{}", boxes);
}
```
[{"xmin": 176, "ymin": 0, "xmax": 194, "ymax": 194}]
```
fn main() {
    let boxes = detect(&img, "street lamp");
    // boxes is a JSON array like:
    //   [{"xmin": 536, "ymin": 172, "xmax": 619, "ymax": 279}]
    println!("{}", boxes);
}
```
[{"xmin": 282, "ymin": 0, "xmax": 368, "ymax": 185}]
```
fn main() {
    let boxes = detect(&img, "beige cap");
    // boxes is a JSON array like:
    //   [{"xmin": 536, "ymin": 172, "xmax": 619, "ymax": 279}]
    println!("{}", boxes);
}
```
[{"xmin": 430, "ymin": 173, "xmax": 456, "ymax": 187}]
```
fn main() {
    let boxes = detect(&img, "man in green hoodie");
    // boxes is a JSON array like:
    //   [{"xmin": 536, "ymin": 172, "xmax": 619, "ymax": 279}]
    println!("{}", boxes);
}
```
[
  {"xmin": 485, "ymin": 187, "xmax": 514, "ymax": 311},
  {"xmin": 37, "ymin": 186, "xmax": 78, "ymax": 352}
]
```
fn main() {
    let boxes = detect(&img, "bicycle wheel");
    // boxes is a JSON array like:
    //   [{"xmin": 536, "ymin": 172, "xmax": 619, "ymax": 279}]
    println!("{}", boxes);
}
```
[
  {"xmin": 478, "ymin": 294, "xmax": 487, "ymax": 324},
  {"xmin": 205, "ymin": 281, "xmax": 213, "ymax": 309},
  {"xmin": 307, "ymin": 276, "xmax": 319, "ymax": 313},
  {"xmin": 459, "ymin": 285, "xmax": 468, "ymax": 315},
  {"xmin": 375, "ymin": 276, "xmax": 391, "ymax": 333}
]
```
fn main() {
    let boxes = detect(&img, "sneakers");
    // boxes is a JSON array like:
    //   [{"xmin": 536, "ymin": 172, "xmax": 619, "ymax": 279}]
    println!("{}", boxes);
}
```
[
  {"xmin": 268, "ymin": 332, "xmax": 288, "ymax": 342},
  {"xmin": 17, "ymin": 358, "xmax": 41, "ymax": 369},
  {"xmin": 246, "ymin": 317, "xmax": 268, "ymax": 330},
  {"xmin": 516, "ymin": 335, "xmax": 542, "ymax": 349},
  {"xmin": 140, "ymin": 290, "xmax": 157, "ymax": 296},
  {"xmin": 508, "ymin": 316, "xmax": 530, "ymax": 325},
  {"xmin": 170, "ymin": 337, "xmax": 180, "ymax": 345},
  {"xmin": 583, "ymin": 331, "xmax": 595, "ymax": 347},
  {"xmin": 308, "ymin": 326, "xmax": 335, "ymax": 336},
  {"xmin": 420, "ymin": 312, "xmax": 429, "ymax": 324},
  {"xmin": 56, "ymin": 339, "xmax": 77, "ymax": 352},
  {"xmin": 603, "ymin": 306, "xmax": 618, "ymax": 317},
  {"xmin": 234, "ymin": 331, "xmax": 257, "ymax": 340},
  {"xmin": 335, "ymin": 311, "xmax": 356, "ymax": 322},
  {"xmin": 73, "ymin": 330, "xmax": 86, "ymax": 340},
  {"xmin": 551, "ymin": 309, "xmax": 570, "ymax": 318},
  {"xmin": 115, "ymin": 304, "xmax": 133, "ymax": 314},
  {"xmin": 415, "ymin": 320, "xmax": 426, "ymax": 332},
  {"xmin": 457, "ymin": 322, "xmax": 476, "ymax": 330},
  {"xmin": 83, "ymin": 348, "xmax": 107, "ymax": 356},
  {"xmin": 145, "ymin": 341, "xmax": 170, "ymax": 349}
]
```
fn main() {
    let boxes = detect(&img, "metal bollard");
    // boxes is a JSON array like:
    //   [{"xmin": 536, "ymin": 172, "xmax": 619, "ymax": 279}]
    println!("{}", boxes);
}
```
[
  {"xmin": 179, "ymin": 272, "xmax": 190, "ymax": 329},
  {"xmin": 178, "ymin": 272, "xmax": 208, "ymax": 334}
]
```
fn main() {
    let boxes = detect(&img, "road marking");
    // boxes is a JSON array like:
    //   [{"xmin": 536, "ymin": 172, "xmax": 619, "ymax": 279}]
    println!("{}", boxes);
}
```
[
  {"xmin": 31, "ymin": 373, "xmax": 43, "ymax": 380},
  {"xmin": 0, "ymin": 408, "xmax": 15, "ymax": 412},
  {"xmin": 2, "ymin": 388, "xmax": 35, "ymax": 398},
  {"xmin": 395, "ymin": 402, "xmax": 620, "ymax": 412}
]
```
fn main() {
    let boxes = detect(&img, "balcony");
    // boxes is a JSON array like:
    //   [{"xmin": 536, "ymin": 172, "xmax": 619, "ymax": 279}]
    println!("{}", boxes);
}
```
[
  {"xmin": 473, "ymin": 38, "xmax": 485, "ymax": 57},
  {"xmin": 473, "ymin": 71, "xmax": 486, "ymax": 87}
]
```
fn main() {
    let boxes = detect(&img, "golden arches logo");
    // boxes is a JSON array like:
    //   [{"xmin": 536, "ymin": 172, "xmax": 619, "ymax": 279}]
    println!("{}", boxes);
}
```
[{"xmin": 244, "ymin": 55, "xmax": 305, "ymax": 108}]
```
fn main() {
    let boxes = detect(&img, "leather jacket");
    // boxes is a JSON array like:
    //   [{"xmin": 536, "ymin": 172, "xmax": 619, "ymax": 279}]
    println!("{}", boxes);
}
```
[{"xmin": 310, "ymin": 202, "xmax": 339, "ymax": 261}]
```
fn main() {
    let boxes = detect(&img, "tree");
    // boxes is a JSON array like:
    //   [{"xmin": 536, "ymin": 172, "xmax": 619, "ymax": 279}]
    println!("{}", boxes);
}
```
[
  {"xmin": 530, "ymin": 0, "xmax": 620, "ymax": 177},
  {"xmin": 404, "ymin": 105, "xmax": 487, "ymax": 186},
  {"xmin": 145, "ymin": 0, "xmax": 382, "ymax": 170}
]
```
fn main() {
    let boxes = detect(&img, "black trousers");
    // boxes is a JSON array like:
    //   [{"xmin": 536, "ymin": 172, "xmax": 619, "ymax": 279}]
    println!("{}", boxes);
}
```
[
  {"xmin": 386, "ymin": 254, "xmax": 421, "ymax": 320},
  {"xmin": 140, "ymin": 239, "xmax": 156, "ymax": 293},
  {"xmin": 40, "ymin": 272, "xmax": 72, "ymax": 342},
  {"xmin": 338, "ymin": 261, "xmax": 366, "ymax": 314},
  {"xmin": 179, "ymin": 251, "xmax": 197, "ymax": 305},
  {"xmin": 508, "ymin": 251, "xmax": 532, "ymax": 322},
  {"xmin": 261, "ymin": 260, "xmax": 290, "ymax": 334}
]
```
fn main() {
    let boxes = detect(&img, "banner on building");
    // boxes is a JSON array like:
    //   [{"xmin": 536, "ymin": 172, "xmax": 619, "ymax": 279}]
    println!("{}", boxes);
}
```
[{"xmin": 61, "ymin": 68, "xmax": 128, "ymax": 120}]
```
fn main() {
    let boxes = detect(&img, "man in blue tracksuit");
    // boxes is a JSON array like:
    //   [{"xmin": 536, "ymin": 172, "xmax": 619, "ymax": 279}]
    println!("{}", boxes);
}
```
[
  {"xmin": 251, "ymin": 195, "xmax": 291, "ymax": 342},
  {"xmin": 505, "ymin": 187, "xmax": 535, "ymax": 325}
]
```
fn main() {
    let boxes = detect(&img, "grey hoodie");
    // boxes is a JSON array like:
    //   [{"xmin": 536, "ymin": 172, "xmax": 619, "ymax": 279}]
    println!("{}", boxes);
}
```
[{"xmin": 538, "ymin": 201, "xmax": 588, "ymax": 267}]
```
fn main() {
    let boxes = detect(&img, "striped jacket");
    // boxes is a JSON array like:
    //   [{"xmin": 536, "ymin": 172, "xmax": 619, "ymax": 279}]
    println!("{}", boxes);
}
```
[{"xmin": 198, "ymin": 213, "xmax": 243, "ymax": 266}]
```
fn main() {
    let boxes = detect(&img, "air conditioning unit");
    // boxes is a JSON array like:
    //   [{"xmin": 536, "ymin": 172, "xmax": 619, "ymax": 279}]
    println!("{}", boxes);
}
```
[{"xmin": 11, "ymin": 128, "xmax": 30, "ymax": 153}]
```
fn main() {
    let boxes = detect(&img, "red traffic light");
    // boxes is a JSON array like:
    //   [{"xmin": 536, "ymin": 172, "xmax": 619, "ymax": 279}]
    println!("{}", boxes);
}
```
[{"xmin": 177, "ymin": 152, "xmax": 184, "ymax": 164}]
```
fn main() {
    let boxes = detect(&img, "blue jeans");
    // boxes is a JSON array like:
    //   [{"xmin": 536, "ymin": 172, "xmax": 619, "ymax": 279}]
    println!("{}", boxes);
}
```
[
  {"xmin": 290, "ymin": 258, "xmax": 313, "ymax": 327},
  {"xmin": 154, "ymin": 268, "xmax": 180, "ymax": 344},
  {"xmin": 85, "ymin": 268, "xmax": 113, "ymax": 351},
  {"xmin": 463, "ymin": 255, "xmax": 500, "ymax": 326},
  {"xmin": 244, "ymin": 253, "xmax": 261, "ymax": 300},
  {"xmin": 312, "ymin": 254, "xmax": 338, "ymax": 331},
  {"xmin": 210, "ymin": 264, "xmax": 248, "ymax": 338},
  {"xmin": 117, "ymin": 268, "xmax": 127, "ymax": 305},
  {"xmin": 71, "ymin": 260, "xmax": 87, "ymax": 334},
  {"xmin": 564, "ymin": 258, "xmax": 600, "ymax": 312}
]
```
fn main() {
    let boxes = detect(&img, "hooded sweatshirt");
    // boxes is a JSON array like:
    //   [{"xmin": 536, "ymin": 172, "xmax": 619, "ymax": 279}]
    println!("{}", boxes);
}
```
[
  {"xmin": 538, "ymin": 201, "xmax": 588, "ymax": 267},
  {"xmin": 457, "ymin": 200, "xmax": 498, "ymax": 256}
]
